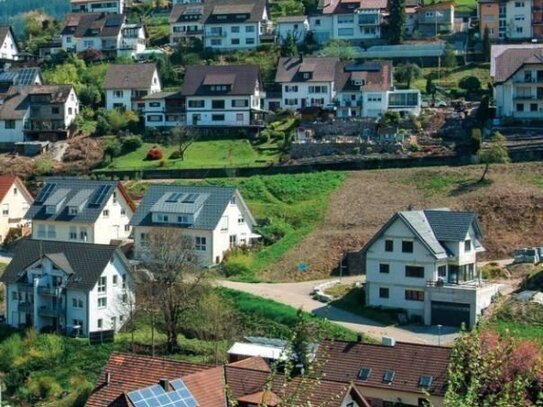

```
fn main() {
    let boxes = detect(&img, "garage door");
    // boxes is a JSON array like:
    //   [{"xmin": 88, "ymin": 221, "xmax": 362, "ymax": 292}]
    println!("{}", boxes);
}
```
[{"xmin": 431, "ymin": 301, "xmax": 471, "ymax": 328}]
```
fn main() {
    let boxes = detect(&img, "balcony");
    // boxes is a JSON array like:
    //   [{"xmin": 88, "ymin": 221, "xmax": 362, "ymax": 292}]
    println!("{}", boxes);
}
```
[
  {"xmin": 38, "ymin": 305, "xmax": 65, "ymax": 318},
  {"xmin": 172, "ymin": 29, "xmax": 204, "ymax": 37},
  {"xmin": 358, "ymin": 15, "xmax": 379, "ymax": 26},
  {"xmin": 38, "ymin": 286, "xmax": 64, "ymax": 296},
  {"xmin": 206, "ymin": 30, "xmax": 226, "ymax": 38},
  {"xmin": 18, "ymin": 302, "xmax": 34, "ymax": 313},
  {"xmin": 426, "ymin": 279, "xmax": 487, "ymax": 289},
  {"xmin": 24, "ymin": 122, "xmax": 68, "ymax": 132}
]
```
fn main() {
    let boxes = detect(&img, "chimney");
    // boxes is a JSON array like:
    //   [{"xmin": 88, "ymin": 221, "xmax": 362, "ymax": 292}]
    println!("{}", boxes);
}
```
[
  {"xmin": 105, "ymin": 372, "xmax": 111, "ymax": 386},
  {"xmin": 382, "ymin": 336, "xmax": 396, "ymax": 347},
  {"xmin": 357, "ymin": 334, "xmax": 363, "ymax": 343},
  {"xmin": 159, "ymin": 378, "xmax": 171, "ymax": 392}
]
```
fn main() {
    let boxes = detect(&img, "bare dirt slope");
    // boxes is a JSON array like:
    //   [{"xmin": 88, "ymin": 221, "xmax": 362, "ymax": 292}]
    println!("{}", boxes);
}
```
[{"xmin": 264, "ymin": 163, "xmax": 543, "ymax": 281}]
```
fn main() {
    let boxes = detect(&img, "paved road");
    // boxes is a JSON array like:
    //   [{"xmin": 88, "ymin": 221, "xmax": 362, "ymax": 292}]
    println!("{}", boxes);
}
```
[{"xmin": 221, "ymin": 277, "xmax": 460, "ymax": 346}]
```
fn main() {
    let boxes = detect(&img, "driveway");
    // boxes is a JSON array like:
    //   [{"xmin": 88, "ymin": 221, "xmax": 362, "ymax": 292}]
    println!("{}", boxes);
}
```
[{"xmin": 220, "ymin": 277, "xmax": 460, "ymax": 346}]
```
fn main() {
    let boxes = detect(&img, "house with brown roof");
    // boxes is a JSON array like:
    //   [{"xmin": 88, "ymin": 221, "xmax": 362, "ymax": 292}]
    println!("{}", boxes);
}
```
[
  {"xmin": 181, "ymin": 64, "xmax": 266, "ymax": 127},
  {"xmin": 61, "ymin": 13, "xmax": 146, "ymax": 59},
  {"xmin": 0, "ymin": 26, "xmax": 20, "ymax": 61},
  {"xmin": 104, "ymin": 63, "xmax": 161, "ymax": 112},
  {"xmin": 71, "ymin": 0, "xmax": 125, "ymax": 14},
  {"xmin": 0, "ymin": 176, "xmax": 32, "ymax": 244},
  {"xmin": 169, "ymin": 0, "xmax": 271, "ymax": 50},
  {"xmin": 492, "ymin": 44, "xmax": 543, "ymax": 120}
]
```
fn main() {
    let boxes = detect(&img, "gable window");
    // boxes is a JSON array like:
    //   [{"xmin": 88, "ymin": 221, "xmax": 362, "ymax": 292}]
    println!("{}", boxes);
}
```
[
  {"xmin": 402, "ymin": 240, "xmax": 414, "ymax": 253},
  {"xmin": 195, "ymin": 236, "xmax": 207, "ymax": 251},
  {"xmin": 385, "ymin": 239, "xmax": 393, "ymax": 252},
  {"xmin": 97, "ymin": 276, "xmax": 107, "ymax": 293},
  {"xmin": 405, "ymin": 289, "xmax": 424, "ymax": 301},
  {"xmin": 13, "ymin": 187, "xmax": 17, "ymax": 195},
  {"xmin": 102, "ymin": 209, "xmax": 109, "ymax": 217},
  {"xmin": 121, "ymin": 208, "xmax": 126, "ymax": 216},
  {"xmin": 379, "ymin": 287, "xmax": 389, "ymax": 298},
  {"xmin": 122, "ymin": 274, "xmax": 127, "ymax": 289},
  {"xmin": 438, "ymin": 265, "xmax": 447, "ymax": 277},
  {"xmin": 2, "ymin": 204, "xmax": 8, "ymax": 216},
  {"xmin": 379, "ymin": 263, "xmax": 390, "ymax": 274},
  {"xmin": 405, "ymin": 265, "xmax": 424, "ymax": 278},
  {"xmin": 464, "ymin": 240, "xmax": 471, "ymax": 252},
  {"xmin": 238, "ymin": 216, "xmax": 245, "ymax": 224},
  {"xmin": 98, "ymin": 297, "xmax": 107, "ymax": 308},
  {"xmin": 112, "ymin": 275, "xmax": 118, "ymax": 286}
]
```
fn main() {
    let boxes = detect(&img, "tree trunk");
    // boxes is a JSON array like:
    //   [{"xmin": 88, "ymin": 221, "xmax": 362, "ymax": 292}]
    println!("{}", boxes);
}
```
[{"xmin": 479, "ymin": 161, "xmax": 489, "ymax": 183}]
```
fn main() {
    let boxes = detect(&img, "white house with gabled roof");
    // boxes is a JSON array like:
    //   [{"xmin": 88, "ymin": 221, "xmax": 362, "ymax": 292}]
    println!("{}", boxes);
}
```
[{"xmin": 130, "ymin": 185, "xmax": 259, "ymax": 266}]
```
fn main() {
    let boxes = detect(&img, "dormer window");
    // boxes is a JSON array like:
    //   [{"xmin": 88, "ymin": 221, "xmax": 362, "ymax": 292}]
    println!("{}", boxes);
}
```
[
  {"xmin": 178, "ymin": 215, "xmax": 189, "ymax": 224},
  {"xmin": 464, "ymin": 240, "xmax": 471, "ymax": 252},
  {"xmin": 69, "ymin": 207, "xmax": 78, "ymax": 216},
  {"xmin": 45, "ymin": 205, "xmax": 56, "ymax": 215},
  {"xmin": 303, "ymin": 72, "xmax": 311, "ymax": 79},
  {"xmin": 353, "ymin": 79, "xmax": 365, "ymax": 86},
  {"xmin": 157, "ymin": 214, "xmax": 169, "ymax": 223}
]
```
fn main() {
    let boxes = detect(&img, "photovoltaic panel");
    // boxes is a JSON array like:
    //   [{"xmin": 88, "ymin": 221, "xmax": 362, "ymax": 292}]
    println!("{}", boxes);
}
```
[
  {"xmin": 127, "ymin": 379, "xmax": 198, "ymax": 407},
  {"xmin": 89, "ymin": 185, "xmax": 112, "ymax": 206},
  {"xmin": 35, "ymin": 183, "xmax": 56, "ymax": 204}
]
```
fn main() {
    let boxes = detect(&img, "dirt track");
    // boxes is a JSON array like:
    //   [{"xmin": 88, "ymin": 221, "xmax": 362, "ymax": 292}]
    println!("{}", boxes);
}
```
[{"xmin": 264, "ymin": 163, "xmax": 543, "ymax": 281}]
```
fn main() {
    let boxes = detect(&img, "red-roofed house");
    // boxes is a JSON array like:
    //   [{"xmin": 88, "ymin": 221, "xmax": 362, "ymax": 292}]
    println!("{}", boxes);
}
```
[{"xmin": 0, "ymin": 176, "xmax": 32, "ymax": 243}]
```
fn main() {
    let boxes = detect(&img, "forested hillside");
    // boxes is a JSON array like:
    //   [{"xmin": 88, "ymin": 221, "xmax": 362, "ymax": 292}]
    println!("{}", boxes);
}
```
[{"xmin": 0, "ymin": 0, "xmax": 69, "ymax": 25}]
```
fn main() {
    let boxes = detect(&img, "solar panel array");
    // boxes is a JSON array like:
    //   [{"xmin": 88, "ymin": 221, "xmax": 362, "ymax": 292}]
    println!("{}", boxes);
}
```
[
  {"xmin": 90, "ymin": 185, "xmax": 112, "ymax": 206},
  {"xmin": 0, "ymin": 72, "xmax": 18, "ymax": 82},
  {"xmin": 16, "ymin": 68, "xmax": 39, "ymax": 86},
  {"xmin": 127, "ymin": 380, "xmax": 198, "ymax": 407},
  {"xmin": 35, "ymin": 183, "xmax": 56, "ymax": 204}
]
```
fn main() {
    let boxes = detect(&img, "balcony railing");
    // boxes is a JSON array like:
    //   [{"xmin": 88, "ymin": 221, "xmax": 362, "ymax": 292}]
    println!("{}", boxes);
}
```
[
  {"xmin": 38, "ymin": 305, "xmax": 65, "ymax": 318},
  {"xmin": 206, "ymin": 30, "xmax": 226, "ymax": 38},
  {"xmin": 18, "ymin": 302, "xmax": 34, "ymax": 313},
  {"xmin": 38, "ymin": 286, "xmax": 64, "ymax": 296},
  {"xmin": 426, "ymin": 279, "xmax": 486, "ymax": 289}
]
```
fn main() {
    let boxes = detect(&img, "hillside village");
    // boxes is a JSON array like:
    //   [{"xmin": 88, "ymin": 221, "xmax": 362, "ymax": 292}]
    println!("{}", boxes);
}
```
[{"xmin": 0, "ymin": 0, "xmax": 542, "ymax": 405}]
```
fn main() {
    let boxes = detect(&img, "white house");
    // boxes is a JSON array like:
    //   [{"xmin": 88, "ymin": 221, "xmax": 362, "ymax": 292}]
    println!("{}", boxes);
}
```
[
  {"xmin": 25, "ymin": 178, "xmax": 136, "ymax": 245},
  {"xmin": 0, "ymin": 26, "xmax": 19, "ymax": 61},
  {"xmin": 182, "ymin": 64, "xmax": 265, "ymax": 127},
  {"xmin": 492, "ymin": 45, "xmax": 543, "ymax": 120},
  {"xmin": 130, "ymin": 185, "xmax": 259, "ymax": 266},
  {"xmin": 478, "ymin": 0, "xmax": 532, "ymax": 40},
  {"xmin": 0, "ymin": 176, "xmax": 33, "ymax": 244},
  {"xmin": 104, "ymin": 63, "xmax": 161, "ymax": 112},
  {"xmin": 360, "ymin": 209, "xmax": 503, "ymax": 328},
  {"xmin": 0, "ymin": 239, "xmax": 135, "ymax": 336},
  {"xmin": 142, "ymin": 91, "xmax": 185, "ymax": 128},
  {"xmin": 275, "ymin": 56, "xmax": 339, "ymax": 110},
  {"xmin": 61, "ymin": 13, "xmax": 146, "ymax": 59},
  {"xmin": 169, "ymin": 0, "xmax": 271, "ymax": 50},
  {"xmin": 70, "ymin": 0, "xmax": 125, "ymax": 14},
  {"xmin": 276, "ymin": 16, "xmax": 309, "ymax": 44},
  {"xmin": 415, "ymin": 1, "xmax": 455, "ymax": 36}
]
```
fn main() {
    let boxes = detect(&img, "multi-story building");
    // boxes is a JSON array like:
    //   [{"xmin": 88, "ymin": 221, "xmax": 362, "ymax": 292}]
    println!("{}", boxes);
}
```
[
  {"xmin": 130, "ymin": 185, "xmax": 259, "ymax": 266},
  {"xmin": 360, "ymin": 209, "xmax": 503, "ymax": 328},
  {"xmin": 0, "ymin": 239, "xmax": 135, "ymax": 336},
  {"xmin": 0, "ymin": 26, "xmax": 19, "ymax": 61},
  {"xmin": 61, "ymin": 13, "xmax": 146, "ymax": 59},
  {"xmin": 169, "ymin": 0, "xmax": 271, "ymax": 50},
  {"xmin": 479, "ymin": 0, "xmax": 532, "ymax": 40},
  {"xmin": 534, "ymin": 0, "xmax": 543, "ymax": 38},
  {"xmin": 275, "ymin": 56, "xmax": 339, "ymax": 110},
  {"xmin": 0, "ymin": 176, "xmax": 33, "ymax": 243},
  {"xmin": 182, "ymin": 64, "xmax": 265, "ymax": 127},
  {"xmin": 25, "ymin": 178, "xmax": 135, "ymax": 245},
  {"xmin": 493, "ymin": 45, "xmax": 543, "ymax": 119},
  {"xmin": 415, "ymin": 1, "xmax": 455, "ymax": 37},
  {"xmin": 142, "ymin": 91, "xmax": 185, "ymax": 128},
  {"xmin": 276, "ymin": 16, "xmax": 309, "ymax": 44},
  {"xmin": 103, "ymin": 63, "xmax": 161, "ymax": 112},
  {"xmin": 70, "ymin": 0, "xmax": 125, "ymax": 14}
]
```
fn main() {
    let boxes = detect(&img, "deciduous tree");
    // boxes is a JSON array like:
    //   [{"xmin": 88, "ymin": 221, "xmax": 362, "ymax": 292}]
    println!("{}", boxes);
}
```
[
  {"xmin": 394, "ymin": 63, "xmax": 422, "ymax": 88},
  {"xmin": 478, "ymin": 131, "xmax": 510, "ymax": 182}
]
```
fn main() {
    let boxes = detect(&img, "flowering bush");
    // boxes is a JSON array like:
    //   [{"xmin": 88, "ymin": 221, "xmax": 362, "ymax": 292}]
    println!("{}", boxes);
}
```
[{"xmin": 146, "ymin": 147, "xmax": 163, "ymax": 161}]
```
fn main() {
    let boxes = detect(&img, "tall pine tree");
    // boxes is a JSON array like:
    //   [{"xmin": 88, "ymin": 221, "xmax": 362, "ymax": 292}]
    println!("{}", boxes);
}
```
[{"xmin": 388, "ymin": 0, "xmax": 406, "ymax": 44}]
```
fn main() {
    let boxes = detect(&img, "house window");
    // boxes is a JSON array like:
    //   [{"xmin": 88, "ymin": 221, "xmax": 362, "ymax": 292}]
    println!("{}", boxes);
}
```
[
  {"xmin": 515, "ymin": 1, "xmax": 524, "ymax": 6},
  {"xmin": 4, "ymin": 120, "xmax": 15, "ymax": 129},
  {"xmin": 231, "ymin": 38, "xmax": 240, "ymax": 45},
  {"xmin": 114, "ymin": 90, "xmax": 123, "ymax": 98},
  {"xmin": 231, "ymin": 26, "xmax": 240, "ymax": 33},
  {"xmin": 120, "ymin": 315, "xmax": 124, "ymax": 322},
  {"xmin": 112, "ymin": 275, "xmax": 118, "ymax": 286},
  {"xmin": 51, "ymin": 106, "xmax": 60, "ymax": 114},
  {"xmin": 246, "ymin": 38, "xmax": 255, "ymax": 45},
  {"xmin": 80, "ymin": 227, "xmax": 88, "ymax": 241},
  {"xmin": 69, "ymin": 207, "xmax": 78, "ymax": 215},
  {"xmin": 238, "ymin": 216, "xmax": 245, "ymax": 224},
  {"xmin": 97, "ymin": 318, "xmax": 103, "ymax": 329},
  {"xmin": 517, "ymin": 103, "xmax": 524, "ymax": 112},
  {"xmin": 464, "ymin": 240, "xmax": 471, "ymax": 252},
  {"xmin": 124, "ymin": 224, "xmax": 130, "ymax": 232},
  {"xmin": 2, "ymin": 204, "xmax": 8, "ymax": 216},
  {"xmin": 47, "ymin": 225, "xmax": 56, "ymax": 239},
  {"xmin": 140, "ymin": 232, "xmax": 149, "ymax": 243},
  {"xmin": 385, "ymin": 239, "xmax": 393, "ymax": 252},
  {"xmin": 103, "ymin": 209, "xmax": 109, "ymax": 217},
  {"xmin": 210, "ymin": 39, "xmax": 222, "ymax": 46},
  {"xmin": 236, "ymin": 113, "xmax": 244, "ymax": 122},
  {"xmin": 516, "ymin": 27, "xmax": 523, "ymax": 33},
  {"xmin": 122, "ymin": 274, "xmax": 127, "ymax": 289},
  {"xmin": 78, "ymin": 299, "xmax": 83, "ymax": 307},
  {"xmin": 438, "ymin": 265, "xmax": 447, "ymax": 277},
  {"xmin": 98, "ymin": 297, "xmax": 107, "ymax": 308},
  {"xmin": 379, "ymin": 287, "xmax": 389, "ymax": 298},
  {"xmin": 195, "ymin": 236, "xmax": 207, "ymax": 251},
  {"xmin": 402, "ymin": 241, "xmax": 414, "ymax": 253},
  {"xmin": 98, "ymin": 276, "xmax": 107, "ymax": 293},
  {"xmin": 72, "ymin": 298, "xmax": 77, "ymax": 307},
  {"xmin": 379, "ymin": 263, "xmax": 390, "ymax": 274},
  {"xmin": 188, "ymin": 100, "xmax": 205, "ymax": 108},
  {"xmin": 212, "ymin": 114, "xmax": 225, "ymax": 121},
  {"xmin": 285, "ymin": 85, "xmax": 299, "ymax": 92},
  {"xmin": 13, "ymin": 187, "xmax": 17, "ymax": 195},
  {"xmin": 531, "ymin": 103, "xmax": 538, "ymax": 112},
  {"xmin": 212, "ymin": 100, "xmax": 225, "ymax": 109},
  {"xmin": 315, "ymin": 19, "xmax": 321, "ymax": 26},
  {"xmin": 246, "ymin": 25, "xmax": 255, "ymax": 32},
  {"xmin": 147, "ymin": 115, "xmax": 162, "ymax": 122},
  {"xmin": 232, "ymin": 99, "xmax": 249, "ymax": 107},
  {"xmin": 68, "ymin": 107, "xmax": 73, "ymax": 115},
  {"xmin": 405, "ymin": 289, "xmax": 424, "ymax": 301},
  {"xmin": 229, "ymin": 235, "xmax": 237, "ymax": 247},
  {"xmin": 37, "ymin": 224, "xmax": 46, "ymax": 238},
  {"xmin": 69, "ymin": 226, "xmax": 77, "ymax": 240},
  {"xmin": 121, "ymin": 208, "xmax": 126, "ymax": 215},
  {"xmin": 405, "ymin": 265, "xmax": 425, "ymax": 278}
]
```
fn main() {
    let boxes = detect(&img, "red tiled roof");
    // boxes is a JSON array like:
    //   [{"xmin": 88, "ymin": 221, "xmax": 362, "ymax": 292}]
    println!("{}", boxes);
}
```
[
  {"xmin": 182, "ymin": 367, "xmax": 226, "ymax": 407},
  {"xmin": 238, "ymin": 390, "xmax": 281, "ymax": 406},
  {"xmin": 315, "ymin": 339, "xmax": 451, "ymax": 397},
  {"xmin": 227, "ymin": 356, "xmax": 271, "ymax": 372},
  {"xmin": 0, "ymin": 176, "xmax": 17, "ymax": 202},
  {"xmin": 85, "ymin": 352, "xmax": 212, "ymax": 407}
]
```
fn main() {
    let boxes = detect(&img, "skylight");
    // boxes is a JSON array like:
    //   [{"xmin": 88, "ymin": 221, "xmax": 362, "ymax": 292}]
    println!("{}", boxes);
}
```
[
  {"xmin": 419, "ymin": 375, "xmax": 433, "ymax": 388},
  {"xmin": 383, "ymin": 370, "xmax": 395, "ymax": 384},
  {"xmin": 357, "ymin": 367, "xmax": 371, "ymax": 380},
  {"xmin": 182, "ymin": 193, "xmax": 198, "ymax": 203}
]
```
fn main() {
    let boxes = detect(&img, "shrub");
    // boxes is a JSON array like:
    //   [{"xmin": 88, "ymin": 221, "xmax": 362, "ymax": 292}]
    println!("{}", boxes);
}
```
[
  {"xmin": 159, "ymin": 158, "xmax": 167, "ymax": 167},
  {"xmin": 471, "ymin": 128, "xmax": 482, "ymax": 153},
  {"xmin": 35, "ymin": 156, "xmax": 54, "ymax": 176},
  {"xmin": 26, "ymin": 375, "xmax": 63, "ymax": 402},
  {"xmin": 459, "ymin": 75, "xmax": 482, "ymax": 93},
  {"xmin": 257, "ymin": 130, "xmax": 270, "ymax": 144},
  {"xmin": 146, "ymin": 147, "xmax": 163, "ymax": 160},
  {"xmin": 169, "ymin": 150, "xmax": 183, "ymax": 160},
  {"xmin": 121, "ymin": 135, "xmax": 143, "ymax": 154},
  {"xmin": 103, "ymin": 137, "xmax": 122, "ymax": 158},
  {"xmin": 222, "ymin": 259, "xmax": 252, "ymax": 277},
  {"xmin": 409, "ymin": 143, "xmax": 422, "ymax": 152},
  {"xmin": 95, "ymin": 116, "xmax": 111, "ymax": 136}
]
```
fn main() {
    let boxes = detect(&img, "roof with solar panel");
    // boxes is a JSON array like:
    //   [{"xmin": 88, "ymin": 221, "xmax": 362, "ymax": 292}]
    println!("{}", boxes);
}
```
[
  {"xmin": 130, "ymin": 185, "xmax": 255, "ymax": 230},
  {"xmin": 25, "ymin": 177, "xmax": 124, "ymax": 223}
]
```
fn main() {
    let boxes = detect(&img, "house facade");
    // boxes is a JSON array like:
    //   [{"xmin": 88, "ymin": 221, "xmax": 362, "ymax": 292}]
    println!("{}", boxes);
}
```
[
  {"xmin": 276, "ymin": 16, "xmax": 309, "ymax": 44},
  {"xmin": 70, "ymin": 0, "xmax": 125, "ymax": 14},
  {"xmin": 26, "ymin": 178, "xmax": 135, "ymax": 245},
  {"xmin": 0, "ymin": 176, "xmax": 33, "ymax": 244},
  {"xmin": 1, "ymin": 239, "xmax": 135, "ymax": 336},
  {"xmin": 415, "ymin": 2, "xmax": 455, "ymax": 36},
  {"xmin": 182, "ymin": 64, "xmax": 265, "ymax": 127},
  {"xmin": 61, "ymin": 13, "xmax": 146, "ymax": 59},
  {"xmin": 0, "ymin": 26, "xmax": 19, "ymax": 61},
  {"xmin": 130, "ymin": 185, "xmax": 258, "ymax": 266},
  {"xmin": 104, "ymin": 63, "xmax": 161, "ymax": 112},
  {"xmin": 142, "ymin": 91, "xmax": 185, "ymax": 128},
  {"xmin": 361, "ymin": 209, "xmax": 502, "ymax": 328},
  {"xmin": 479, "ymin": 0, "xmax": 532, "ymax": 40},
  {"xmin": 492, "ymin": 45, "xmax": 543, "ymax": 119}
]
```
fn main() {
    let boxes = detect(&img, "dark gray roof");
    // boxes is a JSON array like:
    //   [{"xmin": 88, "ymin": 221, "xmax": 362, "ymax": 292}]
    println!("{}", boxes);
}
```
[
  {"xmin": 130, "ymin": 185, "xmax": 253, "ymax": 230},
  {"xmin": 181, "ymin": 64, "xmax": 261, "ymax": 97},
  {"xmin": 423, "ymin": 210, "xmax": 481, "ymax": 242},
  {"xmin": 275, "ymin": 57, "xmax": 340, "ymax": 83},
  {"xmin": 62, "ymin": 13, "xmax": 126, "ymax": 38},
  {"xmin": 25, "ymin": 177, "xmax": 121, "ymax": 223},
  {"xmin": 169, "ymin": 0, "xmax": 267, "ymax": 25},
  {"xmin": 104, "ymin": 64, "xmax": 159, "ymax": 90},
  {"xmin": 0, "ymin": 239, "xmax": 129, "ymax": 291}
]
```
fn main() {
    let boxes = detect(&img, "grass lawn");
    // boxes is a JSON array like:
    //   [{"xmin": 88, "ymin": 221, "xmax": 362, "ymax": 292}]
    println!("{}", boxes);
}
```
[
  {"xmin": 107, "ymin": 138, "xmax": 280, "ymax": 170},
  {"xmin": 412, "ymin": 63, "xmax": 492, "ymax": 94},
  {"xmin": 330, "ymin": 287, "xmax": 403, "ymax": 326}
]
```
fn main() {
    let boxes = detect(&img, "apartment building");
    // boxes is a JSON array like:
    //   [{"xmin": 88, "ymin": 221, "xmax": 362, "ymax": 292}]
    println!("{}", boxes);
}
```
[
  {"xmin": 70, "ymin": 0, "xmax": 125, "ymax": 14},
  {"xmin": 479, "ymin": 0, "xmax": 532, "ymax": 40}
]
